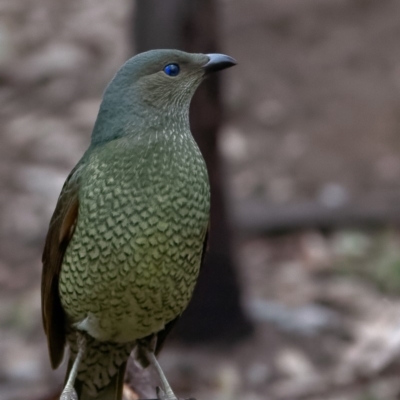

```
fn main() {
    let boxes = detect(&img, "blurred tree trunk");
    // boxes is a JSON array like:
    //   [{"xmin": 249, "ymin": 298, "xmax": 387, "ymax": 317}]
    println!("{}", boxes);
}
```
[{"xmin": 133, "ymin": 0, "xmax": 253, "ymax": 344}]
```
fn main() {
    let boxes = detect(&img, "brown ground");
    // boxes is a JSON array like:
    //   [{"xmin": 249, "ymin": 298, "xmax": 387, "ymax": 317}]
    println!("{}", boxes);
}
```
[{"xmin": 2, "ymin": 0, "xmax": 400, "ymax": 399}]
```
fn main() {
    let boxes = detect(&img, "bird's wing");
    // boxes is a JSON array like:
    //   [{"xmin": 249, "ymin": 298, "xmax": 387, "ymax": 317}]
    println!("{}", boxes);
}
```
[
  {"xmin": 155, "ymin": 228, "xmax": 209, "ymax": 355},
  {"xmin": 41, "ymin": 165, "xmax": 82, "ymax": 369}
]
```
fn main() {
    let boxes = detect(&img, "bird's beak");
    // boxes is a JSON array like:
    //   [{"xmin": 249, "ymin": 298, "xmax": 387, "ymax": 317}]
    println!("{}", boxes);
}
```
[{"xmin": 203, "ymin": 53, "xmax": 237, "ymax": 74}]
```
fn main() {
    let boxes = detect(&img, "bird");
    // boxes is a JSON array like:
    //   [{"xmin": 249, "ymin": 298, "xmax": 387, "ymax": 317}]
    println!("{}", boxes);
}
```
[{"xmin": 41, "ymin": 49, "xmax": 237, "ymax": 400}]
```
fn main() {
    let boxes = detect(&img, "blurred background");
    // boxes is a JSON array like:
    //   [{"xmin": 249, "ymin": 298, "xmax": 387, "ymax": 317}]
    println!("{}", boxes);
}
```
[{"xmin": 3, "ymin": 0, "xmax": 400, "ymax": 399}]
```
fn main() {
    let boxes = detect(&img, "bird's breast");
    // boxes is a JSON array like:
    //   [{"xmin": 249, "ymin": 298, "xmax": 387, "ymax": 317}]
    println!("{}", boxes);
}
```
[{"xmin": 59, "ymin": 136, "xmax": 210, "ymax": 342}]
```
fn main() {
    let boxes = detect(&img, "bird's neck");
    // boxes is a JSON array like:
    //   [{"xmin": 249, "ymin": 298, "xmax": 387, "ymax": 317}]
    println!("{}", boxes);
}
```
[
  {"xmin": 85, "ymin": 106, "xmax": 205, "ymax": 188},
  {"xmin": 90, "ymin": 97, "xmax": 191, "ymax": 147}
]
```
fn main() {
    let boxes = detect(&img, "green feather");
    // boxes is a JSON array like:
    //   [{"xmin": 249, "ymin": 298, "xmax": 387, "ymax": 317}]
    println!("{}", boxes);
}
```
[{"xmin": 51, "ymin": 49, "xmax": 219, "ymax": 398}]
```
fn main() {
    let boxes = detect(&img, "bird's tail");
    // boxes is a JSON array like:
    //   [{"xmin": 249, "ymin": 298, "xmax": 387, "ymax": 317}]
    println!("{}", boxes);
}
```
[
  {"xmin": 64, "ymin": 333, "xmax": 134, "ymax": 400},
  {"xmin": 77, "ymin": 362, "xmax": 127, "ymax": 400},
  {"xmin": 64, "ymin": 358, "xmax": 127, "ymax": 400}
]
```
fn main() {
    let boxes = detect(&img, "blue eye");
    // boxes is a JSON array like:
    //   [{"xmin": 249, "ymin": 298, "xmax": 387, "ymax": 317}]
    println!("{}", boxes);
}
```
[{"xmin": 163, "ymin": 63, "xmax": 180, "ymax": 77}]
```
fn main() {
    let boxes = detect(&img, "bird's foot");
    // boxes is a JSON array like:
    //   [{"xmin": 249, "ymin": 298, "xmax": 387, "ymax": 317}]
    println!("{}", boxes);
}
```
[
  {"xmin": 156, "ymin": 385, "xmax": 178, "ymax": 400},
  {"xmin": 60, "ymin": 332, "xmax": 86, "ymax": 400},
  {"xmin": 60, "ymin": 387, "xmax": 78, "ymax": 400}
]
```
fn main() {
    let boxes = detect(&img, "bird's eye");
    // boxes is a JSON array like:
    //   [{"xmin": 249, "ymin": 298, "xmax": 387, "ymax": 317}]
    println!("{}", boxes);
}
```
[{"xmin": 163, "ymin": 63, "xmax": 180, "ymax": 77}]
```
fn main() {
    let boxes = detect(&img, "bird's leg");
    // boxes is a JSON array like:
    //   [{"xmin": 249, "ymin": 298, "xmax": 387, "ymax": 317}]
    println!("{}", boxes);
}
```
[
  {"xmin": 146, "ymin": 350, "xmax": 177, "ymax": 400},
  {"xmin": 136, "ymin": 335, "xmax": 178, "ymax": 400},
  {"xmin": 60, "ymin": 333, "xmax": 86, "ymax": 400}
]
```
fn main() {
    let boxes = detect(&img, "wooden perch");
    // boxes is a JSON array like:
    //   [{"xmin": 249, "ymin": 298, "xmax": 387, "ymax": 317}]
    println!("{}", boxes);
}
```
[
  {"xmin": 38, "ymin": 384, "xmax": 195, "ymax": 400},
  {"xmin": 234, "ymin": 198, "xmax": 400, "ymax": 234}
]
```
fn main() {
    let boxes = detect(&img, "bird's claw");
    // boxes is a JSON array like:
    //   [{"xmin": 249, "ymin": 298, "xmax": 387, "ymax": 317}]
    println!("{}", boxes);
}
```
[
  {"xmin": 60, "ymin": 387, "xmax": 78, "ymax": 400},
  {"xmin": 156, "ymin": 385, "xmax": 178, "ymax": 400}
]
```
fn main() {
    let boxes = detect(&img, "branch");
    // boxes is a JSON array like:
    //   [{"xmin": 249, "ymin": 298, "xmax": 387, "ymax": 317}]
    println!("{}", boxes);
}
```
[{"xmin": 235, "ymin": 199, "xmax": 400, "ymax": 234}]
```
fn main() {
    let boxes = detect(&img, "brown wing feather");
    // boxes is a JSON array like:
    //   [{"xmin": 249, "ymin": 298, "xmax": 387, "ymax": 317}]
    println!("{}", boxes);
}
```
[{"xmin": 41, "ymin": 170, "xmax": 80, "ymax": 369}]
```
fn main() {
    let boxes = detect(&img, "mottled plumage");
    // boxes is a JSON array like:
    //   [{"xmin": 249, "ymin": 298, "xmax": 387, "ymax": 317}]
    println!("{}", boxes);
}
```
[{"xmin": 41, "ymin": 49, "xmax": 236, "ymax": 400}]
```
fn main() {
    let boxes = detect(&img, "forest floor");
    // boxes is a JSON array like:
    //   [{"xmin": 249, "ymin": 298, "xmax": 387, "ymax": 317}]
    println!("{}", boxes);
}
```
[{"xmin": 2, "ymin": 0, "xmax": 400, "ymax": 399}]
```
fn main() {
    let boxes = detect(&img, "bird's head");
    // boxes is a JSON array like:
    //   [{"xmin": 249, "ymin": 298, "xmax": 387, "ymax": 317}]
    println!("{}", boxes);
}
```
[
  {"xmin": 122, "ymin": 50, "xmax": 236, "ymax": 108},
  {"xmin": 92, "ymin": 49, "xmax": 236, "ymax": 144}
]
